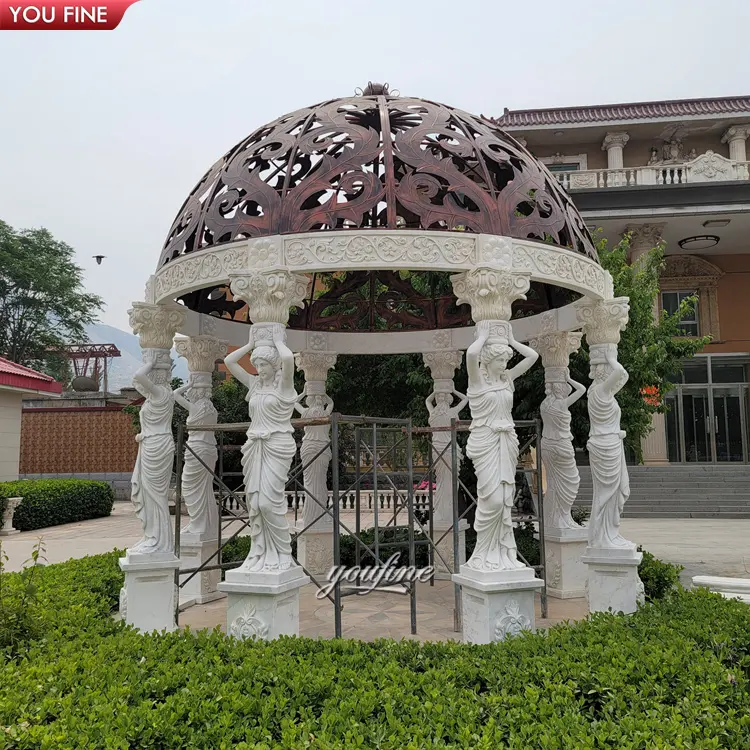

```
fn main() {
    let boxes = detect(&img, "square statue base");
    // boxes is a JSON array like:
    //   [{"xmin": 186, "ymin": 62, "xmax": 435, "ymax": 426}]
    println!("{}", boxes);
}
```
[
  {"xmin": 119, "ymin": 551, "xmax": 181, "ymax": 633},
  {"xmin": 544, "ymin": 526, "xmax": 588, "ymax": 599},
  {"xmin": 432, "ymin": 520, "xmax": 468, "ymax": 580},
  {"xmin": 179, "ymin": 535, "xmax": 224, "ymax": 609},
  {"xmin": 452, "ymin": 566, "xmax": 543, "ymax": 644},
  {"xmin": 218, "ymin": 565, "xmax": 310, "ymax": 641},
  {"xmin": 295, "ymin": 527, "xmax": 334, "ymax": 578},
  {"xmin": 582, "ymin": 547, "xmax": 644, "ymax": 614}
]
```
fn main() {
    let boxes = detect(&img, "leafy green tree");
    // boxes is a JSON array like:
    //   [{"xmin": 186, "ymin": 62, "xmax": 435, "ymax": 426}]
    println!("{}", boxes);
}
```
[{"xmin": 0, "ymin": 221, "xmax": 103, "ymax": 376}]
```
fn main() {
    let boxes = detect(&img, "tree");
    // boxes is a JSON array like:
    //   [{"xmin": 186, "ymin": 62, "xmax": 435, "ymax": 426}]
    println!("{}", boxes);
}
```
[{"xmin": 0, "ymin": 220, "xmax": 103, "ymax": 377}]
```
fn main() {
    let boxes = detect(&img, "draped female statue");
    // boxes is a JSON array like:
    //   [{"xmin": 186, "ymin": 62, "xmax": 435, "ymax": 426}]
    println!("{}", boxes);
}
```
[
  {"xmin": 130, "ymin": 350, "xmax": 175, "ymax": 555},
  {"xmin": 465, "ymin": 323, "xmax": 538, "ymax": 571},
  {"xmin": 294, "ymin": 389, "xmax": 334, "ymax": 528},
  {"xmin": 173, "ymin": 377, "xmax": 219, "ymax": 539},
  {"xmin": 224, "ymin": 327, "xmax": 298, "ymax": 572},
  {"xmin": 587, "ymin": 343, "xmax": 635, "ymax": 550},
  {"xmin": 425, "ymin": 388, "xmax": 468, "ymax": 525},
  {"xmin": 540, "ymin": 375, "xmax": 586, "ymax": 530}
]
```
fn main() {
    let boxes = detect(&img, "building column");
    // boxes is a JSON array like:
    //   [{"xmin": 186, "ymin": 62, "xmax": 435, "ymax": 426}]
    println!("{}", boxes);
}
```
[
  {"xmin": 423, "ymin": 349, "xmax": 468, "ymax": 578},
  {"xmin": 576, "ymin": 297, "xmax": 643, "ymax": 615},
  {"xmin": 602, "ymin": 132, "xmax": 629, "ymax": 186},
  {"xmin": 120, "ymin": 301, "xmax": 186, "ymax": 633},
  {"xmin": 528, "ymin": 330, "xmax": 588, "ymax": 599},
  {"xmin": 625, "ymin": 223, "xmax": 670, "ymax": 466},
  {"xmin": 449, "ymin": 268, "xmax": 543, "ymax": 644},
  {"xmin": 174, "ymin": 335, "xmax": 228, "ymax": 609},
  {"xmin": 722, "ymin": 125, "xmax": 750, "ymax": 163},
  {"xmin": 293, "ymin": 350, "xmax": 337, "ymax": 577},
  {"xmin": 217, "ymin": 270, "xmax": 311, "ymax": 641}
]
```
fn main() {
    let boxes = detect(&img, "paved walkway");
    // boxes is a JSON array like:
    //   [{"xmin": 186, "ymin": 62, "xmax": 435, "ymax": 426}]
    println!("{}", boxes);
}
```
[{"xmin": 2, "ymin": 504, "xmax": 748, "ymax": 641}]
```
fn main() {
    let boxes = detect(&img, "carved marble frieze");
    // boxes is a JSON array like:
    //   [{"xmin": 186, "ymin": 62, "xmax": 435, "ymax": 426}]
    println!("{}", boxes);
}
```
[{"xmin": 152, "ymin": 232, "xmax": 611, "ymax": 304}]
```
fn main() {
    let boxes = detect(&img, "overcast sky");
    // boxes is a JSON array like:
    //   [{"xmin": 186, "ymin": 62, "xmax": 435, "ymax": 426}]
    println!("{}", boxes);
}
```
[{"xmin": 1, "ymin": 0, "xmax": 748, "ymax": 330}]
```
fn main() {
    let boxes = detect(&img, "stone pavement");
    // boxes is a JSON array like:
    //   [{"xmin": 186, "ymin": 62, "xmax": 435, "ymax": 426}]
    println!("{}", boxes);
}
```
[
  {"xmin": 2, "ymin": 504, "xmax": 749, "ymax": 641},
  {"xmin": 620, "ymin": 517, "xmax": 750, "ymax": 584},
  {"xmin": 179, "ymin": 579, "xmax": 587, "ymax": 641}
]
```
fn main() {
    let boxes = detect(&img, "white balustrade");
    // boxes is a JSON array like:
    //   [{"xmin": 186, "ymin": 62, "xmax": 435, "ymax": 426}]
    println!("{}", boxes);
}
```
[
  {"xmin": 283, "ymin": 489, "xmax": 432, "ymax": 514},
  {"xmin": 552, "ymin": 154, "xmax": 750, "ymax": 191}
]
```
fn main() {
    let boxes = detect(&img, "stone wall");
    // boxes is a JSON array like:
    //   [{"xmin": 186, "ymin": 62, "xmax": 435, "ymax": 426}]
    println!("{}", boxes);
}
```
[
  {"xmin": 19, "ymin": 406, "xmax": 137, "ymax": 499},
  {"xmin": 0, "ymin": 390, "xmax": 24, "ymax": 482}
]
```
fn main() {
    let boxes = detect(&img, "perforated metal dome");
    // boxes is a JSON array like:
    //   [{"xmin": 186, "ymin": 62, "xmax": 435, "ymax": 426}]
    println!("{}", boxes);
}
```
[{"xmin": 160, "ymin": 86, "xmax": 597, "ymax": 267}]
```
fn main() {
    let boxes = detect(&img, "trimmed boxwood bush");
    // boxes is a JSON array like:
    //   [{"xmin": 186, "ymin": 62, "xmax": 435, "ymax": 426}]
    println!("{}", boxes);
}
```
[
  {"xmin": 638, "ymin": 548, "xmax": 684, "ymax": 601},
  {"xmin": 0, "ymin": 479, "xmax": 114, "ymax": 532},
  {"xmin": 1, "ymin": 550, "xmax": 750, "ymax": 747}
]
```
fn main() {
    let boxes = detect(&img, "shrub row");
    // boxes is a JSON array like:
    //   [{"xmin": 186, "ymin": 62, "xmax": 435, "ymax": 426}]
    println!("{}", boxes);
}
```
[
  {"xmin": 0, "ymin": 549, "xmax": 749, "ymax": 747},
  {"xmin": 0, "ymin": 479, "xmax": 115, "ymax": 532}
]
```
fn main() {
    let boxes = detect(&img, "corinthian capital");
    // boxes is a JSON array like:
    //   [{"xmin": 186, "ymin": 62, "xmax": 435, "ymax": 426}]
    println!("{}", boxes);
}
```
[
  {"xmin": 294, "ymin": 351, "xmax": 337, "ymax": 384},
  {"xmin": 624, "ymin": 223, "xmax": 665, "ymax": 252},
  {"xmin": 175, "ymin": 335, "xmax": 228, "ymax": 375},
  {"xmin": 529, "ymin": 331, "xmax": 583, "ymax": 372},
  {"xmin": 722, "ymin": 125, "xmax": 750, "ymax": 143},
  {"xmin": 229, "ymin": 271, "xmax": 310, "ymax": 324},
  {"xmin": 451, "ymin": 268, "xmax": 531, "ymax": 321},
  {"xmin": 128, "ymin": 301, "xmax": 186, "ymax": 350},
  {"xmin": 575, "ymin": 297, "xmax": 630, "ymax": 345},
  {"xmin": 423, "ymin": 350, "xmax": 463, "ymax": 385}
]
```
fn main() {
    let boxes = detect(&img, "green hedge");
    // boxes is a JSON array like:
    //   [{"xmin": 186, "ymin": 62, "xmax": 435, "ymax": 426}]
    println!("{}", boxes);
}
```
[
  {"xmin": 1, "ymin": 550, "xmax": 749, "ymax": 747},
  {"xmin": 0, "ymin": 479, "xmax": 114, "ymax": 532},
  {"xmin": 639, "ymin": 548, "xmax": 684, "ymax": 601}
]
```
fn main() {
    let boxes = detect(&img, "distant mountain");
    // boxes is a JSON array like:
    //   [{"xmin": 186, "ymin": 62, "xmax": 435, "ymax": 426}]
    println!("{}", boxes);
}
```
[{"xmin": 85, "ymin": 323, "xmax": 189, "ymax": 392}]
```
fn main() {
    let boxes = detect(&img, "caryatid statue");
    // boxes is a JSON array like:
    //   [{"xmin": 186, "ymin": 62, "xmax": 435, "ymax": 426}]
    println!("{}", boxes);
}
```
[
  {"xmin": 452, "ymin": 268, "xmax": 538, "ymax": 572},
  {"xmin": 529, "ymin": 332, "xmax": 586, "ymax": 531},
  {"xmin": 293, "ymin": 351, "xmax": 337, "ymax": 530},
  {"xmin": 225, "ymin": 270, "xmax": 310, "ymax": 573},
  {"xmin": 423, "ymin": 350, "xmax": 467, "ymax": 526},
  {"xmin": 576, "ymin": 297, "xmax": 635, "ymax": 551},
  {"xmin": 127, "ymin": 301, "xmax": 186, "ymax": 555},
  {"xmin": 174, "ymin": 336, "xmax": 228, "ymax": 540}
]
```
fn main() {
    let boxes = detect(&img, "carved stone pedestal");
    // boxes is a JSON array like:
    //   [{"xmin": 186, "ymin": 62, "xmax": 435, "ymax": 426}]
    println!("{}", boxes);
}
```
[
  {"xmin": 0, "ymin": 497, "xmax": 21, "ymax": 536},
  {"xmin": 544, "ymin": 527, "xmax": 588, "ymax": 599},
  {"xmin": 219, "ymin": 565, "xmax": 310, "ymax": 641},
  {"xmin": 453, "ymin": 566, "xmax": 543, "ymax": 644},
  {"xmin": 432, "ymin": 520, "xmax": 468, "ymax": 579},
  {"xmin": 295, "ymin": 528, "xmax": 335, "ymax": 578},
  {"xmin": 583, "ymin": 547, "xmax": 643, "ymax": 614},
  {"xmin": 119, "ymin": 551, "xmax": 180, "ymax": 633},
  {"xmin": 179, "ymin": 535, "xmax": 224, "ymax": 609}
]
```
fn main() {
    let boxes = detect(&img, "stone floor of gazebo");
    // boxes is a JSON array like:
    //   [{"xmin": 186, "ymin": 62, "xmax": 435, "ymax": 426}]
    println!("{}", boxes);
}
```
[{"xmin": 178, "ymin": 580, "xmax": 588, "ymax": 641}]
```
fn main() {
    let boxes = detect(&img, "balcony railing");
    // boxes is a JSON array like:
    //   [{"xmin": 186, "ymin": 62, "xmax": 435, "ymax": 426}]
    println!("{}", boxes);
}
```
[{"xmin": 554, "ymin": 151, "xmax": 750, "ymax": 191}]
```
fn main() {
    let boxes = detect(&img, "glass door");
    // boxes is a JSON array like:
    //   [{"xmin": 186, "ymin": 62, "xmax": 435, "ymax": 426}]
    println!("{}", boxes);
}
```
[
  {"xmin": 681, "ymin": 388, "xmax": 711, "ymax": 462},
  {"xmin": 712, "ymin": 386, "xmax": 746, "ymax": 462}
]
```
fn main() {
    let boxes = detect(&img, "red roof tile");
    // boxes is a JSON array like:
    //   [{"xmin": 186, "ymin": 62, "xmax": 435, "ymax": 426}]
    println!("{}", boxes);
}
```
[
  {"xmin": 0, "ymin": 357, "xmax": 62, "ymax": 394},
  {"xmin": 488, "ymin": 96, "xmax": 750, "ymax": 128}
]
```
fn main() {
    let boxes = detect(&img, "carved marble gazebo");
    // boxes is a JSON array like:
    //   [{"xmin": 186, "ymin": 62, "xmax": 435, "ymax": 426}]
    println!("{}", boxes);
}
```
[{"xmin": 122, "ymin": 84, "xmax": 642, "ymax": 643}]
